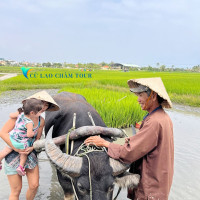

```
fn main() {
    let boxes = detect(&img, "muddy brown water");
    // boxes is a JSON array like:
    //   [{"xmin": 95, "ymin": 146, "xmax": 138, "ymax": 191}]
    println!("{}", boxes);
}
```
[{"xmin": 0, "ymin": 90, "xmax": 200, "ymax": 200}]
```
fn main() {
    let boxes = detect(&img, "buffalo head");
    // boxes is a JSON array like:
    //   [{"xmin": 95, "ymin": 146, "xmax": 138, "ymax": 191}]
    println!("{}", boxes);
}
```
[{"xmin": 45, "ymin": 138, "xmax": 140, "ymax": 200}]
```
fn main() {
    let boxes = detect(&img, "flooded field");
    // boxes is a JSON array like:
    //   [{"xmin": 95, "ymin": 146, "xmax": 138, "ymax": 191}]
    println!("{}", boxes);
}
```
[{"xmin": 0, "ymin": 90, "xmax": 200, "ymax": 200}]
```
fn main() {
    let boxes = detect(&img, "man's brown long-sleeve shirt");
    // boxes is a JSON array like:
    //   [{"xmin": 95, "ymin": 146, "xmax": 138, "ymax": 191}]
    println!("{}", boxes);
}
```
[{"xmin": 108, "ymin": 108, "xmax": 174, "ymax": 200}]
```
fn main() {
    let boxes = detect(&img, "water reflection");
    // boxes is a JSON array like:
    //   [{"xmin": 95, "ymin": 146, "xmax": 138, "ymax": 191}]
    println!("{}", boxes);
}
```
[{"xmin": 36, "ymin": 152, "xmax": 64, "ymax": 200}]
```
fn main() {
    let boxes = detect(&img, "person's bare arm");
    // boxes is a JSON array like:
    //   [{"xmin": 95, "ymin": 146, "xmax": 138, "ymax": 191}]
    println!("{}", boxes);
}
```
[
  {"xmin": 26, "ymin": 123, "xmax": 35, "ymax": 138},
  {"xmin": 9, "ymin": 111, "xmax": 19, "ymax": 119},
  {"xmin": 25, "ymin": 118, "xmax": 45, "ymax": 155},
  {"xmin": 0, "ymin": 118, "xmax": 22, "ymax": 152},
  {"xmin": 35, "ymin": 117, "xmax": 45, "ymax": 141}
]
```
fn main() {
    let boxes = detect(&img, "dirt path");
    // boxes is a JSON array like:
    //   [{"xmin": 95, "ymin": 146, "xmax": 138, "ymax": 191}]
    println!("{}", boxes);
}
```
[{"xmin": 0, "ymin": 73, "xmax": 18, "ymax": 81}]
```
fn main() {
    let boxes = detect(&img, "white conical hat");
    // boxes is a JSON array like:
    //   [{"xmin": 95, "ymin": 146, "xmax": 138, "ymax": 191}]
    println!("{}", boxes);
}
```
[
  {"xmin": 24, "ymin": 90, "xmax": 60, "ymax": 111},
  {"xmin": 127, "ymin": 77, "xmax": 172, "ymax": 108}
]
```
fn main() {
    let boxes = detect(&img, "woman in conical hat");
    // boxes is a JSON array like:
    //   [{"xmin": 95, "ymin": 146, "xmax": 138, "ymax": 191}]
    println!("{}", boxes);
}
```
[
  {"xmin": 23, "ymin": 90, "xmax": 60, "ymax": 111},
  {"xmin": 8, "ymin": 90, "xmax": 60, "ymax": 118},
  {"xmin": 85, "ymin": 77, "xmax": 174, "ymax": 200},
  {"xmin": 0, "ymin": 90, "xmax": 59, "ymax": 200}
]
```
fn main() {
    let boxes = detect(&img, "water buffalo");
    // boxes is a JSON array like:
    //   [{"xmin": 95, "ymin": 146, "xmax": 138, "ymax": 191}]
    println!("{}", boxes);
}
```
[{"xmin": 41, "ymin": 92, "xmax": 139, "ymax": 200}]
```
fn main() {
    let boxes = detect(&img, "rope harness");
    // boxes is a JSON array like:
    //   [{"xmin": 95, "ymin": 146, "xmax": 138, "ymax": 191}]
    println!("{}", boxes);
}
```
[{"xmin": 65, "ymin": 112, "xmax": 122, "ymax": 200}]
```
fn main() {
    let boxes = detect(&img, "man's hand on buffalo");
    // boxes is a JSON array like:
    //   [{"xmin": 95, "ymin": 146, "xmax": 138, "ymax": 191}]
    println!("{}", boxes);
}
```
[{"xmin": 84, "ymin": 136, "xmax": 110, "ymax": 148}]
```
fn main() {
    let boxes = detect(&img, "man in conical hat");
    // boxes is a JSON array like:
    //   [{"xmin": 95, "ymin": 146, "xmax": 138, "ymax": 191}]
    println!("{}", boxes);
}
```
[
  {"xmin": 85, "ymin": 77, "xmax": 174, "ymax": 200},
  {"xmin": 128, "ymin": 77, "xmax": 172, "ymax": 109}
]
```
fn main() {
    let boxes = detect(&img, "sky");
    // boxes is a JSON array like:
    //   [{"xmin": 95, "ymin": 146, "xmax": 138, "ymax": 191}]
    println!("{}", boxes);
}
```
[{"xmin": 0, "ymin": 0, "xmax": 200, "ymax": 68}]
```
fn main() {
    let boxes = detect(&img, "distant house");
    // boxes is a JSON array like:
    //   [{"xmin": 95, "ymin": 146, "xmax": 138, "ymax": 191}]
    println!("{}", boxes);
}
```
[
  {"xmin": 122, "ymin": 64, "xmax": 140, "ymax": 68},
  {"xmin": 101, "ymin": 65, "xmax": 110, "ymax": 70},
  {"xmin": 21, "ymin": 61, "xmax": 30, "ymax": 66},
  {"xmin": 110, "ymin": 63, "xmax": 123, "ymax": 70},
  {"xmin": 9, "ymin": 60, "xmax": 18, "ymax": 65},
  {"xmin": 0, "ymin": 60, "xmax": 6, "ymax": 65},
  {"xmin": 111, "ymin": 63, "xmax": 140, "ymax": 71}
]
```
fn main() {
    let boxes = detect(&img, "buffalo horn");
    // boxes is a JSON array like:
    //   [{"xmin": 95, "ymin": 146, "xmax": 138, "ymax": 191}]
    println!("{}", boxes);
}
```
[
  {"xmin": 34, "ymin": 136, "xmax": 66, "ymax": 152},
  {"xmin": 109, "ymin": 158, "xmax": 130, "ymax": 176},
  {"xmin": 45, "ymin": 126, "xmax": 82, "ymax": 177},
  {"xmin": 34, "ymin": 126, "xmax": 126, "ymax": 152},
  {"xmin": 69, "ymin": 126, "xmax": 126, "ymax": 139},
  {"xmin": 45, "ymin": 139, "xmax": 82, "ymax": 177}
]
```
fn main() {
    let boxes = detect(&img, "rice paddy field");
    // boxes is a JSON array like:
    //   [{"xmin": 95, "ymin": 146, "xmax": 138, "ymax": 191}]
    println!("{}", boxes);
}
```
[{"xmin": 0, "ymin": 66, "xmax": 200, "ymax": 127}]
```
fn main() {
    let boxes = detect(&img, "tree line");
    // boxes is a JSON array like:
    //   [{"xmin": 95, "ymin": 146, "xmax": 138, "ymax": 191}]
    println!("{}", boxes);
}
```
[{"xmin": 1, "ymin": 59, "xmax": 200, "ymax": 72}]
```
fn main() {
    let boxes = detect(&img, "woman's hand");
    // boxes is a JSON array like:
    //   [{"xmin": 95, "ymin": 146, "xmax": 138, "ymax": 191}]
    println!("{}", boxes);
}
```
[
  {"xmin": 19, "ymin": 147, "xmax": 34, "ymax": 155},
  {"xmin": 84, "ymin": 136, "xmax": 110, "ymax": 148}
]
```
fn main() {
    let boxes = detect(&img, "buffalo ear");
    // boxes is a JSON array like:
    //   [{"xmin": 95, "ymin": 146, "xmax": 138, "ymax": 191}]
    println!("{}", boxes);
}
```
[{"xmin": 114, "ymin": 172, "xmax": 140, "ymax": 189}]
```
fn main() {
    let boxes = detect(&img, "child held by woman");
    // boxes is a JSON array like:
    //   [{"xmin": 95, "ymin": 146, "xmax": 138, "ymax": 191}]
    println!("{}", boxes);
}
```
[{"xmin": 0, "ymin": 98, "xmax": 43, "ymax": 176}]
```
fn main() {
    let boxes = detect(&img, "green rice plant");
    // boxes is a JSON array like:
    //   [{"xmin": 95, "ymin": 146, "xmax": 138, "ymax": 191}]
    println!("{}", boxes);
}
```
[
  {"xmin": 0, "ymin": 66, "xmax": 22, "ymax": 73},
  {"xmin": 169, "ymin": 93, "xmax": 200, "ymax": 107},
  {"xmin": 59, "ymin": 87, "xmax": 146, "ymax": 128}
]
